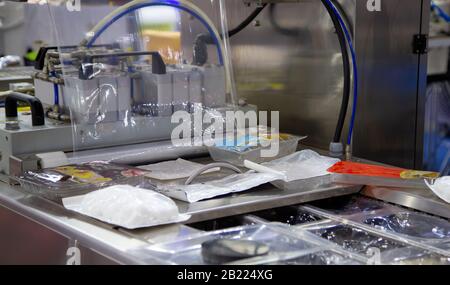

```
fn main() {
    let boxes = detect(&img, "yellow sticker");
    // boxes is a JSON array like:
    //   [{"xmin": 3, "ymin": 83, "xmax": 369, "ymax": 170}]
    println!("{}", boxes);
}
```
[
  {"xmin": 400, "ymin": 170, "xmax": 439, "ymax": 179},
  {"xmin": 18, "ymin": 107, "xmax": 31, "ymax": 112},
  {"xmin": 260, "ymin": 133, "xmax": 291, "ymax": 141},
  {"xmin": 55, "ymin": 166, "xmax": 112, "ymax": 184}
]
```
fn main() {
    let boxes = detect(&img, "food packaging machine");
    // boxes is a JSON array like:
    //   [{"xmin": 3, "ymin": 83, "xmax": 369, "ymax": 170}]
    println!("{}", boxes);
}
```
[{"xmin": 0, "ymin": 0, "xmax": 448, "ymax": 265}]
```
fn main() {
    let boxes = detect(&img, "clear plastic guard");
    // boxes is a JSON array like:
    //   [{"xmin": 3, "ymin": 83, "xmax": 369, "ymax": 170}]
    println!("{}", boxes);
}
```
[{"xmin": 43, "ymin": 0, "xmax": 237, "ymax": 162}]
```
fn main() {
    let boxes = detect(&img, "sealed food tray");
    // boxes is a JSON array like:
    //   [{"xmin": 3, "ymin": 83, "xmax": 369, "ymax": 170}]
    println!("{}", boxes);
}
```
[
  {"xmin": 208, "ymin": 135, "xmax": 302, "ymax": 167},
  {"xmin": 307, "ymin": 223, "xmax": 409, "ymax": 256},
  {"xmin": 133, "ymin": 224, "xmax": 321, "ymax": 265},
  {"xmin": 304, "ymin": 199, "xmax": 450, "ymax": 253},
  {"xmin": 363, "ymin": 212, "xmax": 450, "ymax": 240},
  {"xmin": 16, "ymin": 161, "xmax": 149, "ymax": 201},
  {"xmin": 311, "ymin": 198, "xmax": 450, "ymax": 242}
]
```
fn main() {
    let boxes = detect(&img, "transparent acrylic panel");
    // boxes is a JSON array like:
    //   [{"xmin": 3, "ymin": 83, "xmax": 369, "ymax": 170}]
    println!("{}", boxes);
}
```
[{"xmin": 43, "ymin": 0, "xmax": 237, "ymax": 160}]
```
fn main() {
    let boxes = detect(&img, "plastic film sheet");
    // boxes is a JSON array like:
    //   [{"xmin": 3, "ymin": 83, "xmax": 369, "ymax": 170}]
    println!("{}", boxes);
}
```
[{"xmin": 62, "ymin": 185, "xmax": 190, "ymax": 229}]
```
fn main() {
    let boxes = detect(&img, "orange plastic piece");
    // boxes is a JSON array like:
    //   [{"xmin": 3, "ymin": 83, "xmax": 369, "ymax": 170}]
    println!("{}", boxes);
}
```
[{"xmin": 327, "ymin": 161, "xmax": 406, "ymax": 179}]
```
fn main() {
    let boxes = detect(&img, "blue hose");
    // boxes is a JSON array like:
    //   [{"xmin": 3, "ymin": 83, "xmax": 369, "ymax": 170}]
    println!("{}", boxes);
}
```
[
  {"xmin": 86, "ymin": 1, "xmax": 224, "ymax": 65},
  {"xmin": 432, "ymin": 1, "xmax": 450, "ymax": 22},
  {"xmin": 324, "ymin": 0, "xmax": 358, "ymax": 145},
  {"xmin": 51, "ymin": 71, "xmax": 59, "ymax": 106}
]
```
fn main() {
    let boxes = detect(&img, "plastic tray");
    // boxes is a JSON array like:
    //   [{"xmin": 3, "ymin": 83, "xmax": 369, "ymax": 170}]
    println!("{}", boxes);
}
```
[
  {"xmin": 363, "ymin": 212, "xmax": 450, "ymax": 240},
  {"xmin": 306, "ymin": 199, "xmax": 450, "ymax": 246},
  {"xmin": 134, "ymin": 224, "xmax": 321, "ymax": 265},
  {"xmin": 308, "ymin": 223, "xmax": 409, "ymax": 256},
  {"xmin": 208, "ymin": 135, "xmax": 302, "ymax": 167}
]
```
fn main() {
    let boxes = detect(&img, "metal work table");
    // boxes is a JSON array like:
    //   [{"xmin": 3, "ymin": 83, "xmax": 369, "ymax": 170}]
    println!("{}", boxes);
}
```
[
  {"xmin": 0, "ymin": 154, "xmax": 448, "ymax": 264},
  {"xmin": 176, "ymin": 176, "xmax": 362, "ymax": 223},
  {"xmin": 0, "ymin": 173, "xmax": 362, "ymax": 264},
  {"xmin": 362, "ymin": 186, "xmax": 450, "ymax": 220}
]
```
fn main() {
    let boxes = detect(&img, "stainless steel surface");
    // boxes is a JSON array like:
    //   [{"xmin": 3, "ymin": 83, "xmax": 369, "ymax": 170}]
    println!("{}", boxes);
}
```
[
  {"xmin": 354, "ymin": 0, "xmax": 429, "ymax": 169},
  {"xmin": 176, "ymin": 177, "xmax": 363, "ymax": 224},
  {"xmin": 186, "ymin": 0, "xmax": 355, "ymax": 148},
  {"xmin": 0, "ymin": 111, "xmax": 217, "ymax": 174},
  {"xmin": 417, "ymin": 0, "xmax": 431, "ymax": 170},
  {"xmin": 0, "ymin": 109, "xmax": 73, "ymax": 175},
  {"xmin": 0, "ymin": 183, "xmax": 151, "ymax": 264},
  {"xmin": 0, "ymin": 67, "xmax": 34, "ymax": 91},
  {"xmin": 66, "ymin": 140, "xmax": 209, "ymax": 166},
  {"xmin": 0, "ymin": 204, "xmax": 121, "ymax": 265},
  {"xmin": 187, "ymin": 0, "xmax": 429, "ymax": 168},
  {"xmin": 118, "ymin": 224, "xmax": 202, "ymax": 245},
  {"xmin": 0, "ymin": 170, "xmax": 361, "ymax": 264},
  {"xmin": 362, "ymin": 185, "xmax": 450, "ymax": 220},
  {"xmin": 0, "ymin": 170, "xmax": 448, "ymax": 264}
]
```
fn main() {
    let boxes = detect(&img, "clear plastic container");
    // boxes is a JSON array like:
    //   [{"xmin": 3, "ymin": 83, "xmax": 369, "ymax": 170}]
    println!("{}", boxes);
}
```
[
  {"xmin": 301, "ymin": 203, "xmax": 450, "ymax": 260},
  {"xmin": 308, "ymin": 223, "xmax": 409, "ymax": 255},
  {"xmin": 134, "ymin": 224, "xmax": 320, "ymax": 265},
  {"xmin": 208, "ymin": 135, "xmax": 302, "ymax": 167},
  {"xmin": 363, "ymin": 212, "xmax": 450, "ymax": 240}
]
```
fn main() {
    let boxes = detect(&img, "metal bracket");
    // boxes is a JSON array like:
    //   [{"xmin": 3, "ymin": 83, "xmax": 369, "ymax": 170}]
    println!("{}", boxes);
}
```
[{"xmin": 413, "ymin": 34, "xmax": 428, "ymax": 54}]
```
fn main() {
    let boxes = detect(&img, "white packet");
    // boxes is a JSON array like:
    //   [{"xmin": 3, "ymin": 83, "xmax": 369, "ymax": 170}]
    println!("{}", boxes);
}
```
[
  {"xmin": 160, "ymin": 171, "xmax": 281, "ymax": 203},
  {"xmin": 425, "ymin": 176, "xmax": 450, "ymax": 203},
  {"xmin": 261, "ymin": 150, "xmax": 340, "ymax": 182},
  {"xmin": 63, "ymin": 185, "xmax": 190, "ymax": 229},
  {"xmin": 139, "ymin": 159, "xmax": 220, "ymax": 180}
]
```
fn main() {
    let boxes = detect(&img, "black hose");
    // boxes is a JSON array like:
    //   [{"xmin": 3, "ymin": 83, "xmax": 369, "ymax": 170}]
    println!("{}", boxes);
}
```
[
  {"xmin": 193, "ymin": 4, "xmax": 268, "ymax": 66},
  {"xmin": 321, "ymin": 0, "xmax": 352, "ymax": 143},
  {"xmin": 228, "ymin": 3, "xmax": 268, "ymax": 38},
  {"xmin": 330, "ymin": 0, "xmax": 354, "ymax": 39}
]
